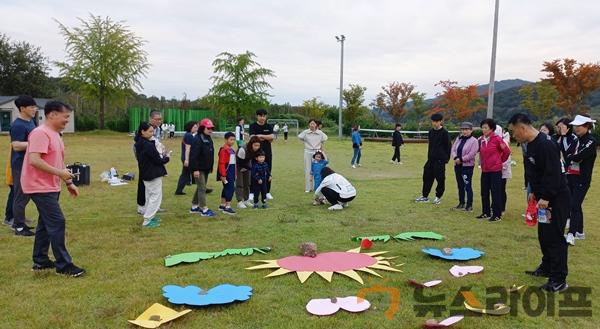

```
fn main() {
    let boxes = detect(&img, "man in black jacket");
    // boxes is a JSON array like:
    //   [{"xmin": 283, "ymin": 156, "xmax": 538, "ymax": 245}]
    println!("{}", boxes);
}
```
[
  {"xmin": 189, "ymin": 118, "xmax": 216, "ymax": 217},
  {"xmin": 416, "ymin": 113, "xmax": 451, "ymax": 204},
  {"xmin": 391, "ymin": 123, "xmax": 404, "ymax": 164},
  {"xmin": 249, "ymin": 109, "xmax": 275, "ymax": 199},
  {"xmin": 509, "ymin": 113, "xmax": 571, "ymax": 293}
]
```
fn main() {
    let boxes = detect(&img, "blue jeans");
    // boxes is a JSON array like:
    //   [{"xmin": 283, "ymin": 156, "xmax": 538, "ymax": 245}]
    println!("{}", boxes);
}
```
[
  {"xmin": 30, "ymin": 192, "xmax": 73, "ymax": 270},
  {"xmin": 351, "ymin": 148, "xmax": 361, "ymax": 165},
  {"xmin": 454, "ymin": 165, "xmax": 473, "ymax": 207}
]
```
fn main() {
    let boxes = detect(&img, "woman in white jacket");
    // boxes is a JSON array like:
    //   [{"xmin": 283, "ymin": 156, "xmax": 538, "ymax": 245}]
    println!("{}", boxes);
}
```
[{"xmin": 314, "ymin": 167, "xmax": 356, "ymax": 210}]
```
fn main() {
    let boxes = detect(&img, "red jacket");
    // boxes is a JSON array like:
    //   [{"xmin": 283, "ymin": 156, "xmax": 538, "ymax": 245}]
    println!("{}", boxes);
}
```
[
  {"xmin": 478, "ymin": 133, "xmax": 511, "ymax": 173},
  {"xmin": 217, "ymin": 144, "xmax": 236, "ymax": 178}
]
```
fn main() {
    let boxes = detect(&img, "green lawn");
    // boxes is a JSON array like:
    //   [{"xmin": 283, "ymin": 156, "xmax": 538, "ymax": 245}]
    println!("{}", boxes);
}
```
[{"xmin": 0, "ymin": 132, "xmax": 599, "ymax": 329}]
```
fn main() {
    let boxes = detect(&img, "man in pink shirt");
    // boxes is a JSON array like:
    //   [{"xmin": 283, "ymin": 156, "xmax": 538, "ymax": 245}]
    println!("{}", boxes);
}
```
[{"xmin": 22, "ymin": 101, "xmax": 85, "ymax": 277}]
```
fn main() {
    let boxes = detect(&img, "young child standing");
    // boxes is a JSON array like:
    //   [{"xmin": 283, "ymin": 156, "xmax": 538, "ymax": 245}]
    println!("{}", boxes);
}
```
[
  {"xmin": 251, "ymin": 150, "xmax": 271, "ymax": 208},
  {"xmin": 311, "ymin": 151, "xmax": 328, "ymax": 205},
  {"xmin": 391, "ymin": 123, "xmax": 404, "ymax": 164},
  {"xmin": 217, "ymin": 132, "xmax": 237, "ymax": 215}
]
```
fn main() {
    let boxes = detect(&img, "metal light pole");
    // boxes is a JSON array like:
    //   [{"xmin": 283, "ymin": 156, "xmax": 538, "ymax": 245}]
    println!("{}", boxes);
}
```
[
  {"xmin": 486, "ymin": 0, "xmax": 500, "ymax": 119},
  {"xmin": 335, "ymin": 35, "xmax": 345, "ymax": 138}
]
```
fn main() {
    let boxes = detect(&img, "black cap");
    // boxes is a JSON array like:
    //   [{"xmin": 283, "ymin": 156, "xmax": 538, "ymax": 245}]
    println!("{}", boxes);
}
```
[
  {"xmin": 430, "ymin": 113, "xmax": 443, "ymax": 121},
  {"xmin": 14, "ymin": 95, "xmax": 37, "ymax": 109},
  {"xmin": 256, "ymin": 108, "xmax": 268, "ymax": 116}
]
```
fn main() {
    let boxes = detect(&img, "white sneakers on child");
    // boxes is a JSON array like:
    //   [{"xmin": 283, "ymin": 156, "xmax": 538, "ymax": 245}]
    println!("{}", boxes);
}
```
[
  {"xmin": 266, "ymin": 193, "xmax": 274, "ymax": 200},
  {"xmin": 566, "ymin": 233, "xmax": 575, "ymax": 246},
  {"xmin": 237, "ymin": 201, "xmax": 247, "ymax": 209}
]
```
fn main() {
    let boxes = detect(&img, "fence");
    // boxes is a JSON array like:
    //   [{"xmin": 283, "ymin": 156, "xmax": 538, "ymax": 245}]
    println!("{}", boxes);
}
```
[{"xmin": 128, "ymin": 107, "xmax": 214, "ymax": 132}]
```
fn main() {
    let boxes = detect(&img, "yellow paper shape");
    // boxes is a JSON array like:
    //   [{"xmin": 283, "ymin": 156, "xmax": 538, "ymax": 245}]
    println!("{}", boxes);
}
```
[{"xmin": 128, "ymin": 303, "xmax": 191, "ymax": 328}]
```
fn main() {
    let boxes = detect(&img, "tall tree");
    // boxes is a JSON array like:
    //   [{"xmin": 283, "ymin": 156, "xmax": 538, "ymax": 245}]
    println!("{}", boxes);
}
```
[
  {"xmin": 542, "ymin": 58, "xmax": 600, "ymax": 115},
  {"xmin": 342, "ymin": 84, "xmax": 367, "ymax": 124},
  {"xmin": 302, "ymin": 97, "xmax": 328, "ymax": 119},
  {"xmin": 0, "ymin": 33, "xmax": 52, "ymax": 97},
  {"xmin": 408, "ymin": 91, "xmax": 429, "ymax": 123},
  {"xmin": 208, "ymin": 51, "xmax": 275, "ymax": 118},
  {"xmin": 430, "ymin": 80, "xmax": 485, "ymax": 120},
  {"xmin": 373, "ymin": 82, "xmax": 415, "ymax": 122},
  {"xmin": 519, "ymin": 81, "xmax": 559, "ymax": 120},
  {"xmin": 55, "ymin": 15, "xmax": 150, "ymax": 129}
]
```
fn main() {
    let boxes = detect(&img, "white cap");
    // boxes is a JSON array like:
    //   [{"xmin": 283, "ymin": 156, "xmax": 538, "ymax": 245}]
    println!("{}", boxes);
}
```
[{"xmin": 570, "ymin": 115, "xmax": 596, "ymax": 126}]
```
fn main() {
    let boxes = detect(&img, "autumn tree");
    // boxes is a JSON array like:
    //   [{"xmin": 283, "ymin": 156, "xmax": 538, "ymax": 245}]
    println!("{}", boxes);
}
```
[
  {"xmin": 208, "ymin": 51, "xmax": 275, "ymax": 118},
  {"xmin": 430, "ymin": 80, "xmax": 485, "ymax": 120},
  {"xmin": 542, "ymin": 58, "xmax": 600, "ymax": 115},
  {"xmin": 302, "ymin": 97, "xmax": 328, "ymax": 119},
  {"xmin": 342, "ymin": 84, "xmax": 367, "ymax": 124},
  {"xmin": 373, "ymin": 82, "xmax": 415, "ymax": 122},
  {"xmin": 56, "ymin": 15, "xmax": 150, "ymax": 129},
  {"xmin": 518, "ymin": 81, "xmax": 559, "ymax": 120}
]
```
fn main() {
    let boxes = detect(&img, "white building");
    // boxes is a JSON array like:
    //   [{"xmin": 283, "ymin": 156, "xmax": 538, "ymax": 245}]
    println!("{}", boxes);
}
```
[{"xmin": 0, "ymin": 96, "xmax": 75, "ymax": 133}]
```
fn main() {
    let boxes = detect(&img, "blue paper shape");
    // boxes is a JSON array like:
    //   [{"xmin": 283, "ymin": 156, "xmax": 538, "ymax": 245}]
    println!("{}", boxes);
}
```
[
  {"xmin": 162, "ymin": 284, "xmax": 253, "ymax": 306},
  {"xmin": 422, "ymin": 247, "xmax": 485, "ymax": 261}
]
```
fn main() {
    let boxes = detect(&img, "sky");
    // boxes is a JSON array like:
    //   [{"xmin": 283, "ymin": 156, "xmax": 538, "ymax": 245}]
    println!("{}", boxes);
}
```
[{"xmin": 1, "ymin": 0, "xmax": 599, "ymax": 105}]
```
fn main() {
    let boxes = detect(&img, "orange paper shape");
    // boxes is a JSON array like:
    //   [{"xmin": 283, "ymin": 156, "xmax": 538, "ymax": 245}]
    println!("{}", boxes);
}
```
[{"xmin": 128, "ymin": 303, "xmax": 191, "ymax": 328}]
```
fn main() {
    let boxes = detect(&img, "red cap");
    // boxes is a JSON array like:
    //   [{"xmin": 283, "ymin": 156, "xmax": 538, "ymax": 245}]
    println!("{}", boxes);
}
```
[{"xmin": 200, "ymin": 118, "xmax": 215, "ymax": 129}]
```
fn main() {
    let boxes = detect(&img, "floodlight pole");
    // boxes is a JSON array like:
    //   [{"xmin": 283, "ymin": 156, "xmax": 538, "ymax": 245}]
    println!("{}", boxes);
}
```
[
  {"xmin": 336, "ymin": 35, "xmax": 345, "ymax": 139},
  {"xmin": 486, "ymin": 0, "xmax": 500, "ymax": 119}
]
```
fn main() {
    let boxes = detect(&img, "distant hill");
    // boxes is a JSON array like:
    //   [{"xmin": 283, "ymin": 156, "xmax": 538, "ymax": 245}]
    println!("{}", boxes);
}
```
[{"xmin": 476, "ymin": 79, "xmax": 532, "ymax": 95}]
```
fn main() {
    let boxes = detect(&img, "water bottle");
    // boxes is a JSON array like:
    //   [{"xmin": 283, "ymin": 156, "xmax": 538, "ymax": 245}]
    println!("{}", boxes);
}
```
[{"xmin": 538, "ymin": 208, "xmax": 548, "ymax": 224}]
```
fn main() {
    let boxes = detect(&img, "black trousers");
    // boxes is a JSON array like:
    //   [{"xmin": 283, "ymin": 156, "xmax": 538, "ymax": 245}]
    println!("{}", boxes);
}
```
[
  {"xmin": 252, "ymin": 180, "xmax": 268, "ymax": 203},
  {"xmin": 175, "ymin": 161, "xmax": 194, "ymax": 193},
  {"xmin": 454, "ymin": 165, "xmax": 474, "ymax": 208},
  {"xmin": 537, "ymin": 191, "xmax": 570, "ymax": 283},
  {"xmin": 392, "ymin": 146, "xmax": 401, "ymax": 162},
  {"xmin": 30, "ymin": 192, "xmax": 73, "ymax": 270},
  {"xmin": 480, "ymin": 171, "xmax": 502, "ymax": 217},
  {"xmin": 422, "ymin": 159, "xmax": 446, "ymax": 198},
  {"xmin": 137, "ymin": 172, "xmax": 145, "ymax": 207},
  {"xmin": 501, "ymin": 178, "xmax": 508, "ymax": 213},
  {"xmin": 266, "ymin": 153, "xmax": 272, "ymax": 193},
  {"xmin": 321, "ymin": 187, "xmax": 355, "ymax": 205},
  {"xmin": 567, "ymin": 177, "xmax": 589, "ymax": 235}
]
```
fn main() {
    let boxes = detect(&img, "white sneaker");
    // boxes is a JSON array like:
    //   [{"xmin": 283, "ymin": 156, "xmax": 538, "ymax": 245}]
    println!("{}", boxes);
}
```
[
  {"xmin": 566, "ymin": 233, "xmax": 575, "ymax": 246},
  {"xmin": 328, "ymin": 204, "xmax": 343, "ymax": 211},
  {"xmin": 248, "ymin": 193, "xmax": 254, "ymax": 201},
  {"xmin": 432, "ymin": 197, "xmax": 442, "ymax": 205},
  {"xmin": 358, "ymin": 164, "xmax": 362, "ymax": 167},
  {"xmin": 351, "ymin": 165, "xmax": 356, "ymax": 168},
  {"xmin": 341, "ymin": 202, "xmax": 349, "ymax": 208},
  {"xmin": 244, "ymin": 200, "xmax": 254, "ymax": 207},
  {"xmin": 398, "ymin": 161, "xmax": 403, "ymax": 165},
  {"xmin": 237, "ymin": 201, "xmax": 247, "ymax": 209},
  {"xmin": 390, "ymin": 160, "xmax": 395, "ymax": 164},
  {"xmin": 305, "ymin": 190, "xmax": 311, "ymax": 193},
  {"xmin": 565, "ymin": 219, "xmax": 570, "ymax": 229},
  {"xmin": 575, "ymin": 232, "xmax": 585, "ymax": 240},
  {"xmin": 415, "ymin": 196, "xmax": 429, "ymax": 203},
  {"xmin": 266, "ymin": 193, "xmax": 274, "ymax": 200}
]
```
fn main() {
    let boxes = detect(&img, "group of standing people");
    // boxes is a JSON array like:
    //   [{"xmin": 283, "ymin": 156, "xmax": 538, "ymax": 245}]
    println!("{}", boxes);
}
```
[{"xmin": 134, "ymin": 109, "xmax": 279, "ymax": 224}]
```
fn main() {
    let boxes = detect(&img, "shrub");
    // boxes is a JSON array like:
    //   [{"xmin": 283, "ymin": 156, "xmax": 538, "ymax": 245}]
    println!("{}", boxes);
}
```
[{"xmin": 75, "ymin": 113, "xmax": 98, "ymax": 131}]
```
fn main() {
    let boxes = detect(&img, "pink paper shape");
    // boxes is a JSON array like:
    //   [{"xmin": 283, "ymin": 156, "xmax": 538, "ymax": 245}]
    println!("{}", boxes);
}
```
[
  {"xmin": 449, "ymin": 265, "xmax": 484, "ymax": 278},
  {"xmin": 278, "ymin": 252, "xmax": 377, "ymax": 272},
  {"xmin": 306, "ymin": 296, "xmax": 371, "ymax": 316}
]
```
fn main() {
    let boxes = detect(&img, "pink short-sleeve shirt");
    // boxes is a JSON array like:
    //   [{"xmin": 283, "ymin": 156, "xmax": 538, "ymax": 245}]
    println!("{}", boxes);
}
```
[{"xmin": 21, "ymin": 124, "xmax": 65, "ymax": 193}]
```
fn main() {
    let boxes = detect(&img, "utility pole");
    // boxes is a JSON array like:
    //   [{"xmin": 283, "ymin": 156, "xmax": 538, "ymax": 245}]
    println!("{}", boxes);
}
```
[
  {"xmin": 335, "ymin": 35, "xmax": 345, "ymax": 138},
  {"xmin": 486, "ymin": 0, "xmax": 500, "ymax": 119}
]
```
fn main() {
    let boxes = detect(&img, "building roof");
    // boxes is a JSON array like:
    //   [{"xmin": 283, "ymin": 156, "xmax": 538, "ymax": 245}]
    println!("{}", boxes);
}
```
[{"xmin": 0, "ymin": 96, "xmax": 52, "ymax": 108}]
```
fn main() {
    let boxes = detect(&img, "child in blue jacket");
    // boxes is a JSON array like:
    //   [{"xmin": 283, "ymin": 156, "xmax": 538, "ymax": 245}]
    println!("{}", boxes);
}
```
[{"xmin": 351, "ymin": 125, "xmax": 362, "ymax": 168}]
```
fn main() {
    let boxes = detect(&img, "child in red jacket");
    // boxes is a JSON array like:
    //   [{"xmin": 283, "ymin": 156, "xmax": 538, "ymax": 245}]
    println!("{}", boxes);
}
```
[{"xmin": 218, "ymin": 132, "xmax": 237, "ymax": 215}]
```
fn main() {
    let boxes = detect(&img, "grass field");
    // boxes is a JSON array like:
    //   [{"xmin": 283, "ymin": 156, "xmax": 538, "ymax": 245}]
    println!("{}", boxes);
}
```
[{"xmin": 0, "ymin": 132, "xmax": 599, "ymax": 329}]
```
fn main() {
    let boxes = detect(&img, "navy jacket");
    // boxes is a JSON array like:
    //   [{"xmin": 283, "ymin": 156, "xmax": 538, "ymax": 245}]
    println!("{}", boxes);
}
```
[{"xmin": 189, "ymin": 133, "xmax": 214, "ymax": 172}]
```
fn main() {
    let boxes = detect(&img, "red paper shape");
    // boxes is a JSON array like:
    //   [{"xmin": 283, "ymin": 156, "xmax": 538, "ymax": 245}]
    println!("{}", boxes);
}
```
[{"xmin": 526, "ymin": 198, "xmax": 538, "ymax": 227}]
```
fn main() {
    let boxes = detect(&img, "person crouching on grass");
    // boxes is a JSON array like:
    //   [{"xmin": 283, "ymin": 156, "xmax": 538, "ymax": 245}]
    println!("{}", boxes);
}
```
[
  {"xmin": 135, "ymin": 122, "xmax": 170, "ymax": 228},
  {"xmin": 314, "ymin": 167, "xmax": 356, "ymax": 210},
  {"xmin": 218, "ymin": 132, "xmax": 237, "ymax": 215},
  {"xmin": 251, "ymin": 150, "xmax": 271, "ymax": 208}
]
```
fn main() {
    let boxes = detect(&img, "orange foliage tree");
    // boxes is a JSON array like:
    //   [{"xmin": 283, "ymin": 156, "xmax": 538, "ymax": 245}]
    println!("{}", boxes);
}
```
[
  {"xmin": 429, "ymin": 80, "xmax": 485, "ymax": 120},
  {"xmin": 542, "ymin": 58, "xmax": 600, "ymax": 115},
  {"xmin": 373, "ymin": 82, "xmax": 415, "ymax": 121}
]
